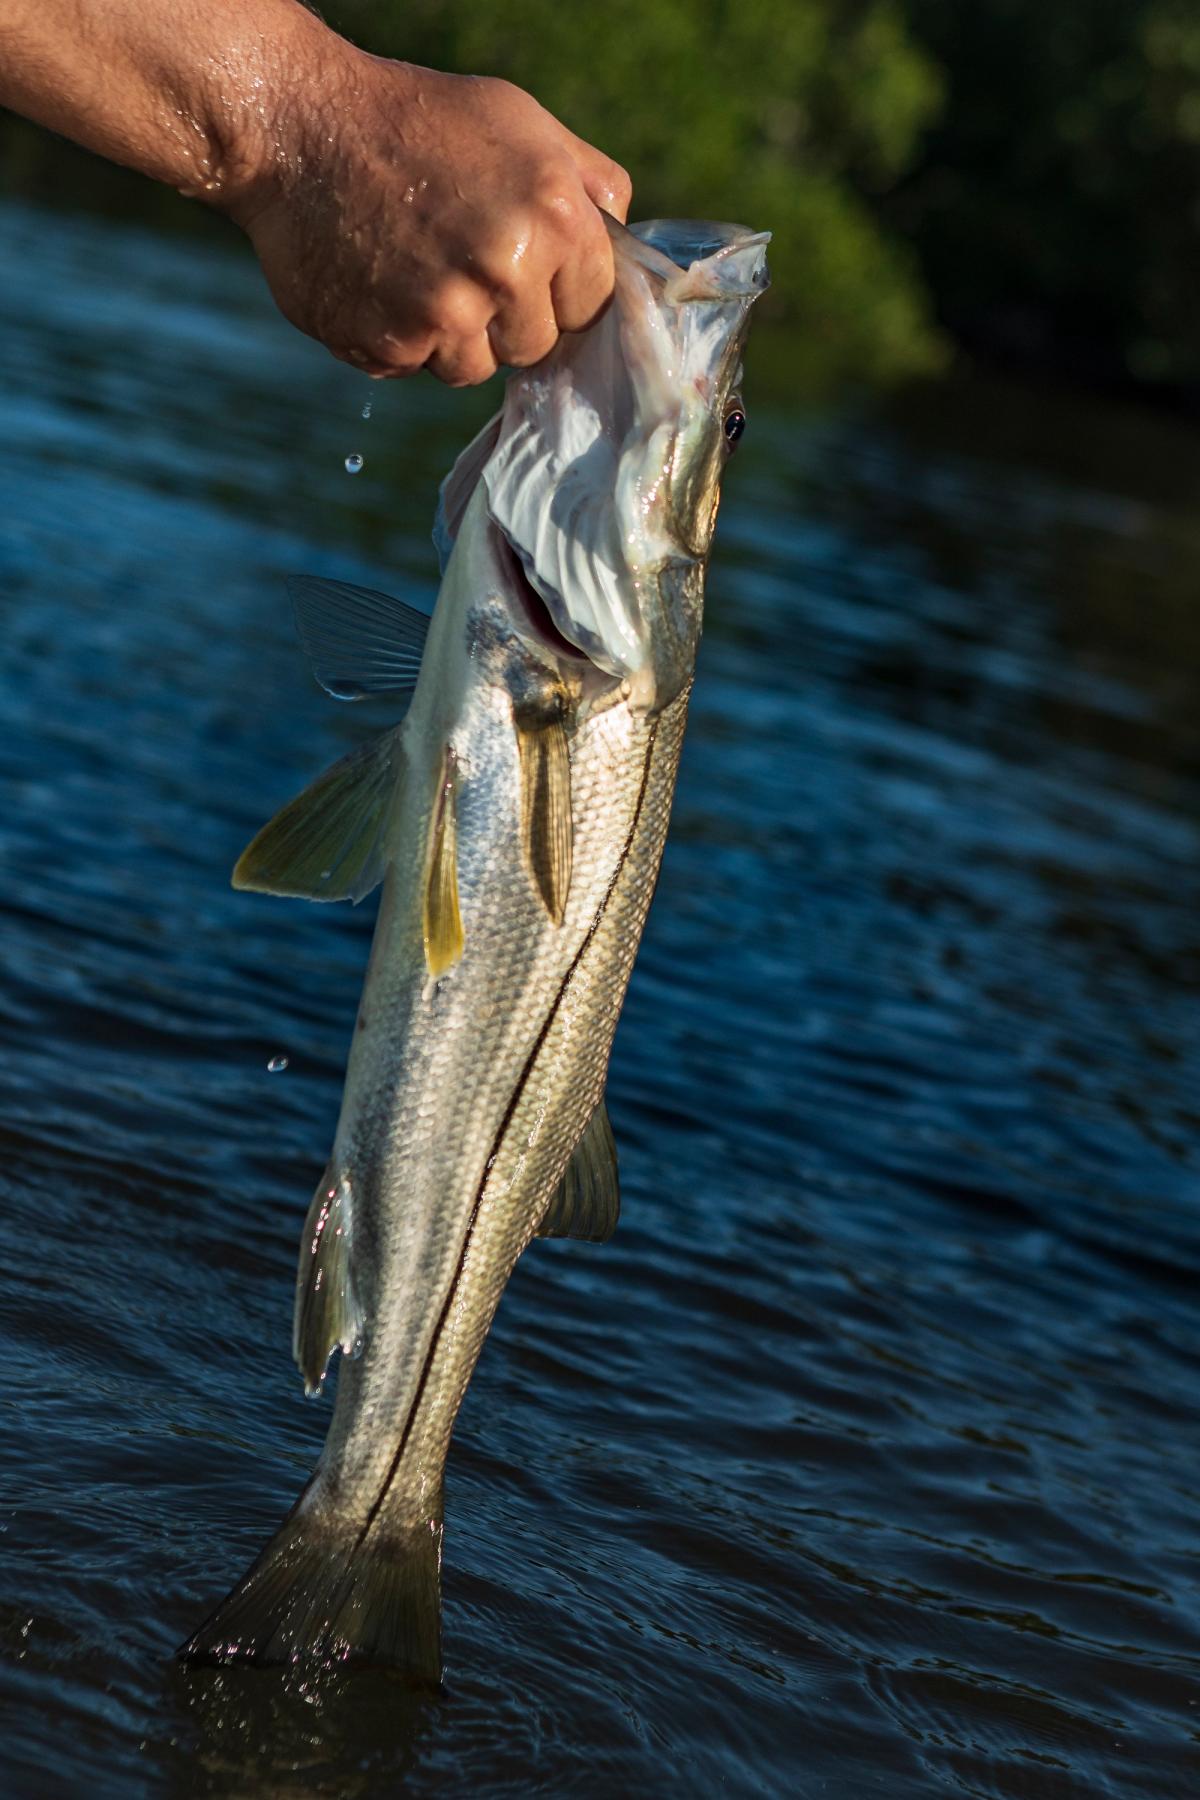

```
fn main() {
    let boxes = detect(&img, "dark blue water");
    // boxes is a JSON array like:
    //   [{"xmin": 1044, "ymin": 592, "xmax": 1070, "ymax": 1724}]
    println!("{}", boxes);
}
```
[{"xmin": 1, "ymin": 199, "xmax": 1198, "ymax": 1798}]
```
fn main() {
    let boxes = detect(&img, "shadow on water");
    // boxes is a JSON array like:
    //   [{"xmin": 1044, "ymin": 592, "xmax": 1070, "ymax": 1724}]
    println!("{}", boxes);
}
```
[{"xmin": 1, "ymin": 199, "xmax": 1199, "ymax": 1797}]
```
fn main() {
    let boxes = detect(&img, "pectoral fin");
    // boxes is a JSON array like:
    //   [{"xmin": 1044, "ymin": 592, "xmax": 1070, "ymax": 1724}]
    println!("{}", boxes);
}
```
[
  {"xmin": 517, "ymin": 717, "xmax": 573, "ymax": 925},
  {"xmin": 537, "ymin": 1101, "xmax": 620, "ymax": 1243},
  {"xmin": 233, "ymin": 730, "xmax": 399, "ymax": 903},
  {"xmin": 288, "ymin": 575, "xmax": 431, "ymax": 702},
  {"xmin": 293, "ymin": 1168, "xmax": 364, "ymax": 1398},
  {"xmin": 423, "ymin": 747, "xmax": 464, "ymax": 978}
]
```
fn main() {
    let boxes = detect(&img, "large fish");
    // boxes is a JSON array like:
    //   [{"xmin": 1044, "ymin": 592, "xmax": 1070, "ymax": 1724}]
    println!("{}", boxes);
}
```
[{"xmin": 182, "ymin": 217, "xmax": 768, "ymax": 1678}]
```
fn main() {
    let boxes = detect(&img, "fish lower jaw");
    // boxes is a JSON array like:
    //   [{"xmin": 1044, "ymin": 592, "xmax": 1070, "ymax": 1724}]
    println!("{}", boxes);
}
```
[{"xmin": 618, "ymin": 662, "xmax": 659, "ymax": 714}]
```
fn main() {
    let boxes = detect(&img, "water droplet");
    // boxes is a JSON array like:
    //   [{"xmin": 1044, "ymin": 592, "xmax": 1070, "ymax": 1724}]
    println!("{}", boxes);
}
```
[
  {"xmin": 344, "ymin": 452, "xmax": 364, "ymax": 475},
  {"xmin": 402, "ymin": 185, "xmax": 416, "ymax": 205},
  {"xmin": 267, "ymin": 1054, "xmax": 289, "ymax": 1072},
  {"xmin": 361, "ymin": 397, "xmax": 373, "ymax": 421}
]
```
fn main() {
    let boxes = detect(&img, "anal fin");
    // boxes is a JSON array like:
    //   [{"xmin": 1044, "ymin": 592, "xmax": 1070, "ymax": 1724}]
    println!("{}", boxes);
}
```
[
  {"xmin": 538, "ymin": 1101, "xmax": 620, "ymax": 1243},
  {"xmin": 294, "ymin": 1167, "xmax": 364, "ymax": 1397}
]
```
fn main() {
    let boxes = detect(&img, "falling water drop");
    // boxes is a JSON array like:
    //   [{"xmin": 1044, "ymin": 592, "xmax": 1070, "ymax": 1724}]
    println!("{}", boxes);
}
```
[
  {"xmin": 267, "ymin": 1054, "xmax": 289, "ymax": 1073},
  {"xmin": 345, "ymin": 452, "xmax": 364, "ymax": 474},
  {"xmin": 361, "ymin": 396, "xmax": 373, "ymax": 421}
]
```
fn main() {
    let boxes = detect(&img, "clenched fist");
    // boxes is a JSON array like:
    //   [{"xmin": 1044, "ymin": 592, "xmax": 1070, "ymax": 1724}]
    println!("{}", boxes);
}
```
[
  {"xmin": 0, "ymin": 0, "xmax": 631, "ymax": 386},
  {"xmin": 236, "ymin": 59, "xmax": 631, "ymax": 385}
]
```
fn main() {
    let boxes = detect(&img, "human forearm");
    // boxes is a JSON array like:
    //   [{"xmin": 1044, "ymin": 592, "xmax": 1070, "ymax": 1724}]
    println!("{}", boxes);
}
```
[
  {"xmin": 0, "ymin": 0, "xmax": 324, "ymax": 208},
  {"xmin": 0, "ymin": 1, "xmax": 632, "ymax": 384}
]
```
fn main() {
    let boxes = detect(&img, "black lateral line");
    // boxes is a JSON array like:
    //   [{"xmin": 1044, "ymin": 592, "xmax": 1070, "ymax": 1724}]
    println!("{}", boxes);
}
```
[{"xmin": 356, "ymin": 721, "xmax": 660, "ymax": 1544}]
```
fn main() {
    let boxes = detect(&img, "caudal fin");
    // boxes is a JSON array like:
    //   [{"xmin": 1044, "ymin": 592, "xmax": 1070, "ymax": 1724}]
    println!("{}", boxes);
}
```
[{"xmin": 178, "ymin": 1502, "xmax": 444, "ymax": 1681}]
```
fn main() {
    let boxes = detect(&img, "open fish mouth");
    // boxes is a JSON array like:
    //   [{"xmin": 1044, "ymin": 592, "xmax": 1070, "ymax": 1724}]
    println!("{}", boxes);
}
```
[
  {"xmin": 481, "ymin": 217, "xmax": 770, "ymax": 699},
  {"xmin": 432, "ymin": 219, "xmax": 770, "ymax": 706},
  {"xmin": 489, "ymin": 518, "xmax": 593, "ymax": 668}
]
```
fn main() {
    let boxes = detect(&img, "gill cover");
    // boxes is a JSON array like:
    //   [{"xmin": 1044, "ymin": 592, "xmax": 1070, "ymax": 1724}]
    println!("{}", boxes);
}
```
[{"xmin": 438, "ymin": 219, "xmax": 769, "ymax": 707}]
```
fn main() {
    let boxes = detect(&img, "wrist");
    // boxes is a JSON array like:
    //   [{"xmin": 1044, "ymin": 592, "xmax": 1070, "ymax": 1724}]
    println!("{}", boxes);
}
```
[{"xmin": 193, "ymin": 4, "xmax": 361, "ymax": 227}]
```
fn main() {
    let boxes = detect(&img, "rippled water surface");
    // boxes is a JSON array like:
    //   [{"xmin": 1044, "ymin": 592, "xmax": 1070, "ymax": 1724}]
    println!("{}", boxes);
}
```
[{"xmin": 1, "ymin": 201, "xmax": 1199, "ymax": 1798}]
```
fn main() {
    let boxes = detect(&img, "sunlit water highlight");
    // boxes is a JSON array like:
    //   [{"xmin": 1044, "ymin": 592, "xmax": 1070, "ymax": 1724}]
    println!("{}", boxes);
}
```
[{"xmin": 0, "ymin": 201, "xmax": 1198, "ymax": 1798}]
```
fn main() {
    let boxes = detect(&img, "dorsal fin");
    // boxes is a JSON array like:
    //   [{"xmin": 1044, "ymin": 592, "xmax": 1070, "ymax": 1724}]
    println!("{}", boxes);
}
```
[
  {"xmin": 537, "ymin": 1102, "xmax": 620, "ymax": 1243},
  {"xmin": 233, "ymin": 730, "xmax": 399, "ymax": 903},
  {"xmin": 287, "ymin": 575, "xmax": 430, "ymax": 701}
]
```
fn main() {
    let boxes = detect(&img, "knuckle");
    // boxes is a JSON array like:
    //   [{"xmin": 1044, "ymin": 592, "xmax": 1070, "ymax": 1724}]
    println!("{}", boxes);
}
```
[
  {"xmin": 429, "ymin": 277, "xmax": 490, "ymax": 337},
  {"xmin": 366, "ymin": 331, "xmax": 426, "ymax": 376},
  {"xmin": 608, "ymin": 163, "xmax": 633, "ymax": 211},
  {"xmin": 498, "ymin": 318, "xmax": 559, "ymax": 368},
  {"xmin": 432, "ymin": 337, "xmax": 497, "ymax": 388},
  {"xmin": 554, "ymin": 255, "xmax": 614, "ymax": 333},
  {"xmin": 448, "ymin": 360, "xmax": 492, "ymax": 389},
  {"xmin": 473, "ymin": 238, "xmax": 524, "ymax": 302},
  {"xmin": 530, "ymin": 319, "xmax": 560, "ymax": 362},
  {"xmin": 533, "ymin": 163, "xmax": 585, "ymax": 228}
]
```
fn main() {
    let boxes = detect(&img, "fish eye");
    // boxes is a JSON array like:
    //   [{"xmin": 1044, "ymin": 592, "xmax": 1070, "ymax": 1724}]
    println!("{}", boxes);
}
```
[{"xmin": 723, "ymin": 404, "xmax": 746, "ymax": 448}]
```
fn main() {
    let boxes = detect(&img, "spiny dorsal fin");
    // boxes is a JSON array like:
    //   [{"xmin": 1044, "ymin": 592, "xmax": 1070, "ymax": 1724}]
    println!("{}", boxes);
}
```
[
  {"xmin": 517, "ymin": 715, "xmax": 573, "ymax": 925},
  {"xmin": 233, "ymin": 730, "xmax": 399, "ymax": 903},
  {"xmin": 538, "ymin": 1102, "xmax": 620, "ymax": 1243},
  {"xmin": 293, "ymin": 1167, "xmax": 365, "ymax": 1398},
  {"xmin": 288, "ymin": 575, "xmax": 430, "ymax": 701},
  {"xmin": 423, "ymin": 746, "xmax": 464, "ymax": 977}
]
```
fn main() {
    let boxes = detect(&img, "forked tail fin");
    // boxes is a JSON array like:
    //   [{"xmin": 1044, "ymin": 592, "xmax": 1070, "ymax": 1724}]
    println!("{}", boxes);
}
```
[{"xmin": 178, "ymin": 1496, "xmax": 444, "ymax": 1681}]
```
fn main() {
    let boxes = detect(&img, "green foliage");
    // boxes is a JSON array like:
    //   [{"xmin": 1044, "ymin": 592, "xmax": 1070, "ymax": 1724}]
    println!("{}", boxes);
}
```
[
  {"xmin": 10, "ymin": 0, "xmax": 1200, "ymax": 398},
  {"xmin": 336, "ymin": 0, "xmax": 947, "ymax": 391},
  {"xmin": 895, "ymin": 0, "xmax": 1200, "ymax": 389}
]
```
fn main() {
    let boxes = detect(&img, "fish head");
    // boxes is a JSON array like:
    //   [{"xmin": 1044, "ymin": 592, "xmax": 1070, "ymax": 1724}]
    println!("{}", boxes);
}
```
[{"xmin": 474, "ymin": 217, "xmax": 770, "ymax": 713}]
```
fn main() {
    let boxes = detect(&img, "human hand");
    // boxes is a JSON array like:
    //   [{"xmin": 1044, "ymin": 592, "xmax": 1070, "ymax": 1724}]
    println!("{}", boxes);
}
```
[{"xmin": 227, "ymin": 51, "xmax": 632, "ymax": 385}]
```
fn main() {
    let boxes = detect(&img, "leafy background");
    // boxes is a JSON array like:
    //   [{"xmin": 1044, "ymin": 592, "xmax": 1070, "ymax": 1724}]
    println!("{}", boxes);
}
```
[{"xmin": 3, "ymin": 0, "xmax": 1199, "ymax": 399}]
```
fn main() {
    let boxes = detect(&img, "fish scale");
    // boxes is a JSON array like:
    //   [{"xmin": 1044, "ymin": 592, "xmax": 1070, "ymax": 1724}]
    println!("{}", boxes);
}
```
[
  {"xmin": 181, "ymin": 215, "xmax": 767, "ymax": 1679},
  {"xmin": 388, "ymin": 690, "xmax": 689, "ymax": 1520},
  {"xmin": 319, "ymin": 590, "xmax": 672, "ymax": 1511}
]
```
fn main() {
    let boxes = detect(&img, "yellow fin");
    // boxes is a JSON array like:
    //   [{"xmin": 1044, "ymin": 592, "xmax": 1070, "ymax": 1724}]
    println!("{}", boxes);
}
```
[
  {"xmin": 517, "ymin": 717, "xmax": 573, "ymax": 925},
  {"xmin": 423, "ymin": 747, "xmax": 464, "ymax": 977},
  {"xmin": 233, "ymin": 731, "xmax": 398, "ymax": 904}
]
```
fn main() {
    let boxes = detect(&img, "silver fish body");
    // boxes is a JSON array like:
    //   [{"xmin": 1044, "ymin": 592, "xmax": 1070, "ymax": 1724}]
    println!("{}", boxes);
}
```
[{"xmin": 182, "ymin": 219, "xmax": 767, "ymax": 1677}]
